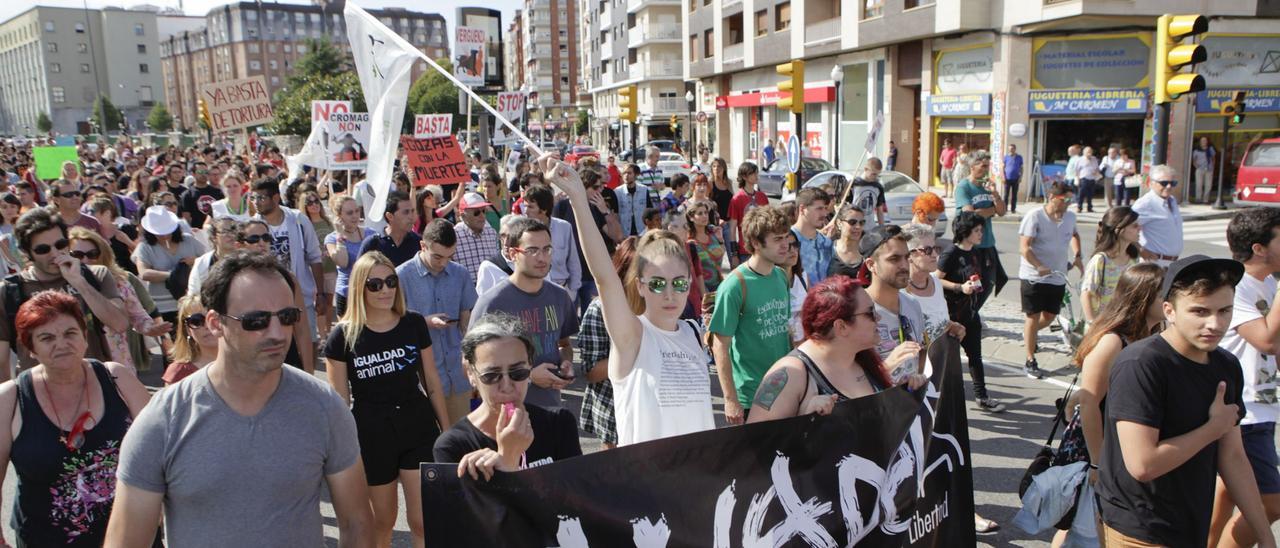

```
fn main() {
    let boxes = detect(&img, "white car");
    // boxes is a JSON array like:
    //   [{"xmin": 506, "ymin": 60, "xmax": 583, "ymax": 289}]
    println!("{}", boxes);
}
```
[
  {"xmin": 797, "ymin": 170, "xmax": 948, "ymax": 239},
  {"xmin": 655, "ymin": 152, "xmax": 692, "ymax": 182}
]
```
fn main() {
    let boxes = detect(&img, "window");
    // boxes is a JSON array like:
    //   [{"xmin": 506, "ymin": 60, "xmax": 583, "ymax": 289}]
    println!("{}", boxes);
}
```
[
  {"xmin": 44, "ymin": 21, "xmax": 53, "ymax": 33},
  {"xmin": 77, "ymin": 43, "xmax": 87, "ymax": 53},
  {"xmin": 269, "ymin": 60, "xmax": 277, "ymax": 70},
  {"xmin": 271, "ymin": 75, "xmax": 279, "ymax": 85},
  {"xmin": 283, "ymin": 44, "xmax": 291, "ymax": 53},
  {"xmin": 689, "ymin": 34, "xmax": 698, "ymax": 61},
  {"xmin": 137, "ymin": 44, "xmax": 146, "ymax": 54},
  {"xmin": 723, "ymin": 14, "xmax": 742, "ymax": 45},
  {"xmin": 703, "ymin": 29, "xmax": 714, "ymax": 58},
  {"xmin": 776, "ymin": 2, "xmax": 791, "ymax": 30},
  {"xmin": 246, "ymin": 10, "xmax": 257, "ymax": 21},
  {"xmin": 310, "ymin": 13, "xmax": 319, "ymax": 23},
  {"xmin": 51, "ymin": 86, "xmax": 65, "ymax": 102},
  {"xmin": 134, "ymin": 23, "xmax": 144, "ymax": 36},
  {"xmin": 297, "ymin": 44, "xmax": 307, "ymax": 54},
  {"xmin": 139, "ymin": 85, "xmax": 153, "ymax": 104},
  {"xmin": 294, "ymin": 12, "xmax": 304, "ymax": 23},
  {"xmin": 904, "ymin": 0, "xmax": 934, "ymax": 8},
  {"xmin": 268, "ymin": 43, "xmax": 276, "ymax": 53},
  {"xmin": 139, "ymin": 63, "xmax": 149, "ymax": 73},
  {"xmin": 50, "ymin": 63, "xmax": 60, "ymax": 73},
  {"xmin": 249, "ymin": 60, "xmax": 261, "ymax": 70},
  {"xmin": 755, "ymin": 10, "xmax": 768, "ymax": 36},
  {"xmin": 75, "ymin": 23, "xmax": 84, "ymax": 34},
  {"xmin": 80, "ymin": 63, "xmax": 90, "ymax": 73},
  {"xmin": 249, "ymin": 42, "xmax": 260, "ymax": 53},
  {"xmin": 46, "ymin": 42, "xmax": 57, "ymax": 53},
  {"xmin": 862, "ymin": 0, "xmax": 884, "ymax": 19}
]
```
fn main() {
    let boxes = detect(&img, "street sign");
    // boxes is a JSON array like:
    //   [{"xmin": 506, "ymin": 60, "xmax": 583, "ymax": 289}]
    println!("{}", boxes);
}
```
[
  {"xmin": 697, "ymin": 111, "xmax": 708, "ymax": 123},
  {"xmin": 786, "ymin": 134, "xmax": 801, "ymax": 174}
]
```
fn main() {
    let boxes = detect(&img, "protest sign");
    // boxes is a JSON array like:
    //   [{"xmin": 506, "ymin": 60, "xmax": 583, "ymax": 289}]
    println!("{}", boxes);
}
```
[
  {"xmin": 454, "ymin": 27, "xmax": 486, "ymax": 88},
  {"xmin": 311, "ymin": 100, "xmax": 352, "ymax": 128},
  {"xmin": 505, "ymin": 149, "xmax": 521, "ymax": 174},
  {"xmin": 400, "ymin": 135, "xmax": 470, "ymax": 186},
  {"xmin": 33, "ymin": 146, "xmax": 79, "ymax": 180},
  {"xmin": 321, "ymin": 112, "xmax": 371, "ymax": 170},
  {"xmin": 414, "ymin": 114, "xmax": 453, "ymax": 139},
  {"xmin": 423, "ymin": 337, "xmax": 976, "ymax": 547},
  {"xmin": 492, "ymin": 92, "xmax": 525, "ymax": 146},
  {"xmin": 198, "ymin": 76, "xmax": 274, "ymax": 133}
]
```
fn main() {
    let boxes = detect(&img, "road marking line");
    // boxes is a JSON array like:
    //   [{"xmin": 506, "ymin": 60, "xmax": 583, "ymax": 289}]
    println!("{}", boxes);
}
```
[{"xmin": 986, "ymin": 359, "xmax": 1076, "ymax": 390}]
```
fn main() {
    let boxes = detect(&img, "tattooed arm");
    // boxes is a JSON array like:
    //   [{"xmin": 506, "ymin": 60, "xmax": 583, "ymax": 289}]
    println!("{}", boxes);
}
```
[{"xmin": 745, "ymin": 358, "xmax": 818, "ymax": 424}]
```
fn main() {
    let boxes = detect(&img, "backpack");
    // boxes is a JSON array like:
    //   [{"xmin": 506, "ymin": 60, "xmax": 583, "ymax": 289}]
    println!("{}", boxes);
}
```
[{"xmin": 4, "ymin": 265, "xmax": 108, "ymax": 352}]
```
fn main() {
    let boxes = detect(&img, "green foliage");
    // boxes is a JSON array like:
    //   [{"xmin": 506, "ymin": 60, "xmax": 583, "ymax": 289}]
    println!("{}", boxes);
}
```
[
  {"xmin": 287, "ymin": 38, "xmax": 348, "ymax": 90},
  {"xmin": 92, "ymin": 95, "xmax": 123, "ymax": 133},
  {"xmin": 576, "ymin": 110, "xmax": 589, "ymax": 135},
  {"xmin": 36, "ymin": 112, "xmax": 52, "ymax": 133},
  {"xmin": 267, "ymin": 71, "xmax": 366, "ymax": 136},
  {"xmin": 404, "ymin": 59, "xmax": 460, "ymax": 134},
  {"xmin": 146, "ymin": 103, "xmax": 174, "ymax": 132}
]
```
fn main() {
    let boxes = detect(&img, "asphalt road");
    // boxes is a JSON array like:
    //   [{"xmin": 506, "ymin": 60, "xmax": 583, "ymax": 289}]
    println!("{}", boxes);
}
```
[{"xmin": 0, "ymin": 205, "xmax": 1259, "ymax": 547}]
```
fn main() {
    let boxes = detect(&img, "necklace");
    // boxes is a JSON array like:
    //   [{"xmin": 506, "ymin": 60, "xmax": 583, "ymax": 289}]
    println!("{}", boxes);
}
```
[
  {"xmin": 908, "ymin": 277, "xmax": 931, "ymax": 291},
  {"xmin": 41, "ymin": 363, "xmax": 88, "ymax": 445}
]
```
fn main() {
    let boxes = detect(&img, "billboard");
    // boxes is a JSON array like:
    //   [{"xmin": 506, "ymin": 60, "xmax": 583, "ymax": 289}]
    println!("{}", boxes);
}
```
[{"xmin": 457, "ymin": 7, "xmax": 504, "ymax": 91}]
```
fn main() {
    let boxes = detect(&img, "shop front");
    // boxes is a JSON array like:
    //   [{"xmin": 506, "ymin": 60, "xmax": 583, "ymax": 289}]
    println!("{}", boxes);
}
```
[
  {"xmin": 1191, "ymin": 34, "xmax": 1280, "ymax": 201},
  {"xmin": 927, "ymin": 43, "xmax": 994, "ymax": 186},
  {"xmin": 717, "ymin": 85, "xmax": 835, "ymax": 166}
]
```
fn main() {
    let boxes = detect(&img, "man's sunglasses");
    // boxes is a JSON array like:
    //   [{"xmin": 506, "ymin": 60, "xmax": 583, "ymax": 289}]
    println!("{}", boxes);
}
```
[
  {"xmin": 365, "ymin": 274, "xmax": 399, "ymax": 292},
  {"xmin": 31, "ymin": 238, "xmax": 69, "ymax": 255},
  {"xmin": 69, "ymin": 248, "xmax": 101, "ymax": 260},
  {"xmin": 476, "ymin": 367, "xmax": 532, "ymax": 385},
  {"xmin": 222, "ymin": 307, "xmax": 302, "ymax": 331},
  {"xmin": 910, "ymin": 246, "xmax": 940, "ymax": 256},
  {"xmin": 57, "ymin": 191, "xmax": 81, "ymax": 199},
  {"xmin": 1156, "ymin": 179, "xmax": 1179, "ymax": 188},
  {"xmin": 843, "ymin": 218, "xmax": 867, "ymax": 226},
  {"xmin": 642, "ymin": 277, "xmax": 691, "ymax": 294},
  {"xmin": 184, "ymin": 312, "xmax": 207, "ymax": 329},
  {"xmin": 240, "ymin": 233, "xmax": 274, "ymax": 245}
]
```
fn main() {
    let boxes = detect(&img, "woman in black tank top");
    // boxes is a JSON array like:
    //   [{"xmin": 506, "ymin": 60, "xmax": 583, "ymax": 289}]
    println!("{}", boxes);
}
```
[
  {"xmin": 747, "ymin": 276, "xmax": 928, "ymax": 423},
  {"xmin": 0, "ymin": 291, "xmax": 152, "ymax": 547}
]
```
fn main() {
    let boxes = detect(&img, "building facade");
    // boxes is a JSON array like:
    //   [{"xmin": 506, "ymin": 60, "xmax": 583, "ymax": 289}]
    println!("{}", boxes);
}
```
[
  {"xmin": 159, "ymin": 1, "xmax": 448, "ymax": 132},
  {"xmin": 0, "ymin": 6, "xmax": 172, "ymax": 136},
  {"xmin": 505, "ymin": 10, "xmax": 526, "ymax": 92},
  {"xmin": 518, "ymin": 0, "xmax": 583, "ymax": 139}
]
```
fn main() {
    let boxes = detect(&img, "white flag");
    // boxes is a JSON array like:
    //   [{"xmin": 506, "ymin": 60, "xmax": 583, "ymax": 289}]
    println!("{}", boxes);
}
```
[
  {"xmin": 345, "ymin": 2, "xmax": 418, "ymax": 222},
  {"xmin": 286, "ymin": 122, "xmax": 328, "ymax": 181}
]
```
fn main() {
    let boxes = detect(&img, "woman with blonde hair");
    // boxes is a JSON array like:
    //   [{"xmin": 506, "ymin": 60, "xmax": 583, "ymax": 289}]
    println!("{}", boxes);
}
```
[
  {"xmin": 67, "ymin": 227, "xmax": 171, "ymax": 372},
  {"xmin": 325, "ymin": 194, "xmax": 376, "ymax": 318},
  {"xmin": 162, "ymin": 295, "xmax": 218, "ymax": 385},
  {"xmin": 323, "ymin": 251, "xmax": 447, "ymax": 548},
  {"xmin": 546, "ymin": 154, "xmax": 714, "ymax": 446}
]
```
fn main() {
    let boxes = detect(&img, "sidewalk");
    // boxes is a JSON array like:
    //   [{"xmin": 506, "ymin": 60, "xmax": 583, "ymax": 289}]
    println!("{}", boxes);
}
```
[{"xmin": 931, "ymin": 188, "xmax": 1240, "ymax": 223}]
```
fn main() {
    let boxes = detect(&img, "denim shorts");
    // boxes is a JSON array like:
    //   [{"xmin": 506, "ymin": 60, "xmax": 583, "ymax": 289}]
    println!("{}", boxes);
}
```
[{"xmin": 1242, "ymin": 422, "xmax": 1280, "ymax": 494}]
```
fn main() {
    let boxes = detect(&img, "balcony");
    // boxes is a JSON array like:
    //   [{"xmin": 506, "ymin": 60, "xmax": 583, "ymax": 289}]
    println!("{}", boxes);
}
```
[
  {"xmin": 723, "ymin": 42, "xmax": 744, "ymax": 63},
  {"xmin": 627, "ymin": 0, "xmax": 681, "ymax": 14},
  {"xmin": 629, "ymin": 59, "xmax": 680, "ymax": 79},
  {"xmin": 602, "ymin": 36, "xmax": 614, "ymax": 58},
  {"xmin": 601, "ymin": 2, "xmax": 612, "ymax": 23},
  {"xmin": 627, "ymin": 25, "xmax": 681, "ymax": 47},
  {"xmin": 804, "ymin": 17, "xmax": 840, "ymax": 45},
  {"xmin": 654, "ymin": 97, "xmax": 681, "ymax": 112},
  {"xmin": 528, "ymin": 12, "xmax": 550, "ymax": 26}
]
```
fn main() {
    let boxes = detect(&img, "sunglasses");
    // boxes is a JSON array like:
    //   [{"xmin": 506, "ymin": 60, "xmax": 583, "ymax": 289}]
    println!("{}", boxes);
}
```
[
  {"xmin": 465, "ymin": 208, "xmax": 486, "ymax": 216},
  {"xmin": 62, "ymin": 411, "xmax": 95, "ymax": 452},
  {"xmin": 69, "ymin": 248, "xmax": 101, "ymax": 260},
  {"xmin": 222, "ymin": 307, "xmax": 302, "ymax": 331},
  {"xmin": 364, "ymin": 274, "xmax": 399, "ymax": 292},
  {"xmin": 910, "ymin": 246, "xmax": 940, "ymax": 256},
  {"xmin": 240, "ymin": 233, "xmax": 273, "ymax": 244},
  {"xmin": 642, "ymin": 277, "xmax": 691, "ymax": 294},
  {"xmin": 305, "ymin": 198, "xmax": 320, "ymax": 205},
  {"xmin": 184, "ymin": 312, "xmax": 206, "ymax": 329},
  {"xmin": 476, "ymin": 367, "xmax": 533, "ymax": 385},
  {"xmin": 843, "ymin": 218, "xmax": 867, "ymax": 226},
  {"xmin": 31, "ymin": 238, "xmax": 70, "ymax": 255},
  {"xmin": 1156, "ymin": 179, "xmax": 1179, "ymax": 188},
  {"xmin": 57, "ymin": 191, "xmax": 81, "ymax": 199}
]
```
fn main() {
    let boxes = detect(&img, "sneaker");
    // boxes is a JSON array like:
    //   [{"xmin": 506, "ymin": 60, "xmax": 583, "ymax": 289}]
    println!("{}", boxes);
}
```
[
  {"xmin": 976, "ymin": 397, "xmax": 1007, "ymax": 413},
  {"xmin": 1024, "ymin": 359, "xmax": 1045, "ymax": 379}
]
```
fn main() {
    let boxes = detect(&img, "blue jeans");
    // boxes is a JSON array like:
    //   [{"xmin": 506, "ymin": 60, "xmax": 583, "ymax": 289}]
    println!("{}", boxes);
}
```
[{"xmin": 577, "ymin": 278, "xmax": 598, "ymax": 317}]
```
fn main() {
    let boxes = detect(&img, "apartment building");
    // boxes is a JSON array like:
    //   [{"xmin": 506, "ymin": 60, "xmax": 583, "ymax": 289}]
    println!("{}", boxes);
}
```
[
  {"xmin": 0, "ymin": 6, "xmax": 175, "ymax": 135},
  {"xmin": 160, "ymin": 1, "xmax": 448, "ymax": 132},
  {"xmin": 519, "ymin": 0, "xmax": 583, "ymax": 137},
  {"xmin": 663, "ymin": 0, "xmax": 1280, "ymax": 204},
  {"xmin": 505, "ymin": 11, "xmax": 526, "ymax": 92},
  {"xmin": 583, "ymin": 0, "xmax": 688, "ymax": 145}
]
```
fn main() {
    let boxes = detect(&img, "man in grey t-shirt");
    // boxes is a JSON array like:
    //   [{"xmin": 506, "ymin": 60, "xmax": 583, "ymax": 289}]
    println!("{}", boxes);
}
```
[
  {"xmin": 106, "ymin": 252, "xmax": 373, "ymax": 547},
  {"xmin": 1017, "ymin": 181, "xmax": 1082, "ymax": 379}
]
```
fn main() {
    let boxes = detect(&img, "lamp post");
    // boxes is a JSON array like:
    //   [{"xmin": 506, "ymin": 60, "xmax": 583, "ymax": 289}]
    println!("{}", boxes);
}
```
[
  {"xmin": 587, "ymin": 109, "xmax": 594, "ymax": 145},
  {"xmin": 685, "ymin": 90, "xmax": 695, "ymax": 156},
  {"xmin": 830, "ymin": 65, "xmax": 844, "ymax": 170}
]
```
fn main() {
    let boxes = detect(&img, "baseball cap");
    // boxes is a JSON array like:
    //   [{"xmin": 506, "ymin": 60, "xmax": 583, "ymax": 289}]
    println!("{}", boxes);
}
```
[
  {"xmin": 1160, "ymin": 254, "xmax": 1244, "ymax": 301},
  {"xmin": 460, "ymin": 191, "xmax": 491, "ymax": 210},
  {"xmin": 858, "ymin": 225, "xmax": 904, "ymax": 258}
]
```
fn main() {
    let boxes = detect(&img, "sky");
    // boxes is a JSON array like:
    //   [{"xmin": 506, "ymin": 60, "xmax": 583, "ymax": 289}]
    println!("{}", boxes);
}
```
[{"xmin": 0, "ymin": 0, "xmax": 522, "ymax": 38}]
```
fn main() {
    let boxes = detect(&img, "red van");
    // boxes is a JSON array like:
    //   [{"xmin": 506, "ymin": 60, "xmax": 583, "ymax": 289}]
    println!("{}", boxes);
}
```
[{"xmin": 1235, "ymin": 138, "xmax": 1280, "ymax": 207}]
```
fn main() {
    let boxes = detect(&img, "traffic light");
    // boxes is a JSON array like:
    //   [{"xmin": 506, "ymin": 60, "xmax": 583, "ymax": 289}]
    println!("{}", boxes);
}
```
[
  {"xmin": 197, "ymin": 97, "xmax": 212, "ymax": 128},
  {"xmin": 776, "ymin": 60, "xmax": 805, "ymax": 114},
  {"xmin": 618, "ymin": 85, "xmax": 638, "ymax": 123},
  {"xmin": 670, "ymin": 114, "xmax": 678, "ymax": 131},
  {"xmin": 1220, "ymin": 90, "xmax": 1248, "ymax": 126},
  {"xmin": 1155, "ymin": 14, "xmax": 1208, "ymax": 104}
]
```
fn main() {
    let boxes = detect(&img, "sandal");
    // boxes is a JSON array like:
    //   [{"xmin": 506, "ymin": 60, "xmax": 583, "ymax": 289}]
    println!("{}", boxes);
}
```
[{"xmin": 975, "ymin": 515, "xmax": 1000, "ymax": 534}]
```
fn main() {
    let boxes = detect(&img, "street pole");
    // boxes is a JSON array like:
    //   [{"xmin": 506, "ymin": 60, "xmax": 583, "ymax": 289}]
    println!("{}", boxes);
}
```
[
  {"xmin": 833, "ymin": 80, "xmax": 841, "ymax": 170},
  {"xmin": 1153, "ymin": 102, "xmax": 1170, "ymax": 167},
  {"xmin": 1213, "ymin": 115, "xmax": 1229, "ymax": 210}
]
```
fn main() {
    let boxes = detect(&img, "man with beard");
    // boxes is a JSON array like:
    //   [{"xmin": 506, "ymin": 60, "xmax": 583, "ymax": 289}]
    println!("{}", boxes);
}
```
[
  {"xmin": 1018, "ymin": 181, "xmax": 1081, "ymax": 379},
  {"xmin": 107, "ymin": 251, "xmax": 374, "ymax": 547},
  {"xmin": 859, "ymin": 225, "xmax": 925, "ymax": 386},
  {"xmin": 179, "ymin": 160, "xmax": 224, "ymax": 229},
  {"xmin": 470, "ymin": 217, "xmax": 578, "ymax": 410}
]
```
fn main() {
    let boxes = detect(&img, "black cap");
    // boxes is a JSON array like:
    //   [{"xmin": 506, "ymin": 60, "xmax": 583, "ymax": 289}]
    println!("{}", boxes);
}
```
[
  {"xmin": 858, "ymin": 224, "xmax": 903, "ymax": 257},
  {"xmin": 1160, "ymin": 254, "xmax": 1245, "ymax": 301}
]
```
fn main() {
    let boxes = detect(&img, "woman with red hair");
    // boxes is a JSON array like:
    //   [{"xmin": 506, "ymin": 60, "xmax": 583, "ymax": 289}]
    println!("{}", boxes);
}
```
[
  {"xmin": 0, "ymin": 290, "xmax": 152, "ymax": 547},
  {"xmin": 910, "ymin": 192, "xmax": 946, "ymax": 233},
  {"xmin": 747, "ymin": 276, "xmax": 927, "ymax": 422}
]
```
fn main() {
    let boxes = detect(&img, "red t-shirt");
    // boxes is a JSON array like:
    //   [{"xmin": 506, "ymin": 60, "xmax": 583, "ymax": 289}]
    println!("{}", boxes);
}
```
[
  {"xmin": 163, "ymin": 361, "xmax": 200, "ymax": 385},
  {"xmin": 606, "ymin": 165, "xmax": 623, "ymax": 189},
  {"xmin": 940, "ymin": 148, "xmax": 958, "ymax": 169},
  {"xmin": 728, "ymin": 189, "xmax": 769, "ymax": 250}
]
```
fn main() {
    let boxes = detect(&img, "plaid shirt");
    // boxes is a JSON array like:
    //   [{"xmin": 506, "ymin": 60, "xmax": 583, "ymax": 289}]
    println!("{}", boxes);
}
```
[
  {"xmin": 453, "ymin": 221, "xmax": 499, "ymax": 286},
  {"xmin": 577, "ymin": 299, "xmax": 616, "ymax": 445}
]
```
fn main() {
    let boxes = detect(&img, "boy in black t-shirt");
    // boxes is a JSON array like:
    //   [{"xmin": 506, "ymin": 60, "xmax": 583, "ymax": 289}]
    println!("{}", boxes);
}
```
[{"xmin": 1098, "ymin": 255, "xmax": 1277, "ymax": 548}]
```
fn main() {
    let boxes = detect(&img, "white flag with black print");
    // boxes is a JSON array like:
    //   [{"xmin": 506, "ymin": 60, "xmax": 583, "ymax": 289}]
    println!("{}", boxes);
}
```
[
  {"xmin": 285, "ymin": 122, "xmax": 328, "ymax": 180},
  {"xmin": 344, "ymin": 2, "xmax": 418, "ymax": 221}
]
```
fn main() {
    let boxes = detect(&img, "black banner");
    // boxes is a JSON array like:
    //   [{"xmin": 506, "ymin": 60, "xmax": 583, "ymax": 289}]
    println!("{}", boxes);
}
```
[{"xmin": 422, "ymin": 337, "xmax": 975, "ymax": 547}]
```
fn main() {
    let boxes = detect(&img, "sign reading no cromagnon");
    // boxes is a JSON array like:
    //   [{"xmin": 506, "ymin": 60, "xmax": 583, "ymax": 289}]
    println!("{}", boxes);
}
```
[
  {"xmin": 400, "ymin": 135, "xmax": 470, "ymax": 186},
  {"xmin": 199, "ymin": 76, "xmax": 274, "ymax": 133},
  {"xmin": 322, "ymin": 112, "xmax": 371, "ymax": 170},
  {"xmin": 311, "ymin": 100, "xmax": 352, "ymax": 128}
]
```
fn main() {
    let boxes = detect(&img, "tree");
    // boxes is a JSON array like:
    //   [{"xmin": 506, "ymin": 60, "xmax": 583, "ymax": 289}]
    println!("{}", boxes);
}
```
[
  {"xmin": 147, "ymin": 103, "xmax": 174, "ymax": 132},
  {"xmin": 404, "ymin": 59, "xmax": 460, "ymax": 134},
  {"xmin": 287, "ymin": 38, "xmax": 347, "ymax": 90},
  {"xmin": 36, "ymin": 112, "xmax": 52, "ymax": 134},
  {"xmin": 576, "ymin": 110, "xmax": 589, "ymax": 136},
  {"xmin": 267, "ymin": 71, "xmax": 366, "ymax": 136},
  {"xmin": 92, "ymin": 95, "xmax": 123, "ymax": 133}
]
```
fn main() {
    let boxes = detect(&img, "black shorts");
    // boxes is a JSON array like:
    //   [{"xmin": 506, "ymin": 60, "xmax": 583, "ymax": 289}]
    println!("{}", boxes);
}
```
[
  {"xmin": 334, "ymin": 292, "xmax": 348, "ymax": 318},
  {"xmin": 352, "ymin": 397, "xmax": 441, "ymax": 485},
  {"xmin": 1021, "ymin": 280, "xmax": 1066, "ymax": 315}
]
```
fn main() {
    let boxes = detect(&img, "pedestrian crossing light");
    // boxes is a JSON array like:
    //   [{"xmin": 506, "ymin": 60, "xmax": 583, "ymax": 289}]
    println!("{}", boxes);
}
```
[
  {"xmin": 618, "ymin": 85, "xmax": 638, "ymax": 123},
  {"xmin": 1155, "ymin": 14, "xmax": 1208, "ymax": 104},
  {"xmin": 1220, "ymin": 91, "xmax": 1248, "ymax": 126},
  {"xmin": 776, "ymin": 60, "xmax": 805, "ymax": 114}
]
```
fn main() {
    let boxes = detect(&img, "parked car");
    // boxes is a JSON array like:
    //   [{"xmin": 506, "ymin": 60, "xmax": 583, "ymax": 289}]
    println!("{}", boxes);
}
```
[
  {"xmin": 799, "ymin": 170, "xmax": 947, "ymax": 239},
  {"xmin": 620, "ymin": 139, "xmax": 676, "ymax": 161},
  {"xmin": 564, "ymin": 145, "xmax": 600, "ymax": 165},
  {"xmin": 755, "ymin": 157, "xmax": 835, "ymax": 197},
  {"xmin": 656, "ymin": 152, "xmax": 692, "ymax": 182},
  {"xmin": 1235, "ymin": 138, "xmax": 1280, "ymax": 207}
]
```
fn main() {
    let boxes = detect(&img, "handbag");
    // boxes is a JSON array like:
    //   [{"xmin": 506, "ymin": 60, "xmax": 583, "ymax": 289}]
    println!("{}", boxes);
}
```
[
  {"xmin": 1019, "ymin": 369, "xmax": 1084, "ymax": 530},
  {"xmin": 1124, "ymin": 175, "xmax": 1142, "ymax": 189}
]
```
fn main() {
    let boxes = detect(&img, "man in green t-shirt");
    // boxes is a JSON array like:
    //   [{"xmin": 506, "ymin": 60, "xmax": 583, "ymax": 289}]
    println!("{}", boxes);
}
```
[
  {"xmin": 710, "ymin": 206, "xmax": 795, "ymax": 425},
  {"xmin": 953, "ymin": 151, "xmax": 1006, "ymax": 310}
]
